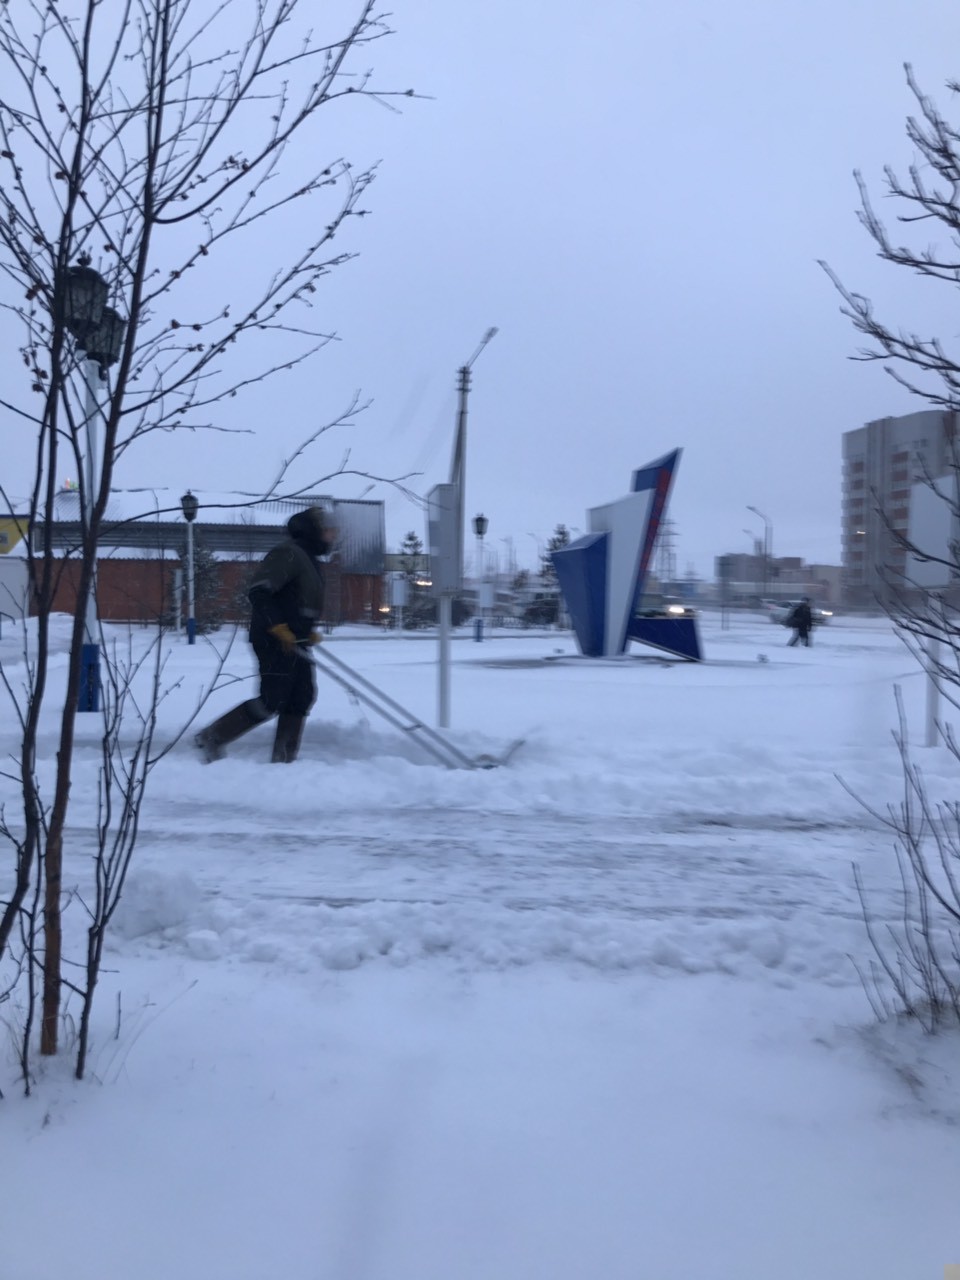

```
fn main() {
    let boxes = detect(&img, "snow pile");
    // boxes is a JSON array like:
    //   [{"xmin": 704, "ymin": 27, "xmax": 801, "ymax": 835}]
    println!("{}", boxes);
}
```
[{"xmin": 112, "ymin": 867, "xmax": 202, "ymax": 939}]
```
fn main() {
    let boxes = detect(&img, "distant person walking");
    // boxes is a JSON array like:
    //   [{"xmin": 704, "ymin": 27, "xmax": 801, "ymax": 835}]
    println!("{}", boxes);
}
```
[
  {"xmin": 195, "ymin": 506, "xmax": 337, "ymax": 763},
  {"xmin": 786, "ymin": 597, "xmax": 813, "ymax": 648}
]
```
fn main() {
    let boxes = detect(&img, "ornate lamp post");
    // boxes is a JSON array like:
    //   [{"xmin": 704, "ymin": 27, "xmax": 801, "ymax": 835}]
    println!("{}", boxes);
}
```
[
  {"xmin": 473, "ymin": 512, "xmax": 488, "ymax": 642},
  {"xmin": 60, "ymin": 263, "xmax": 126, "ymax": 711},
  {"xmin": 180, "ymin": 490, "xmax": 199, "ymax": 643}
]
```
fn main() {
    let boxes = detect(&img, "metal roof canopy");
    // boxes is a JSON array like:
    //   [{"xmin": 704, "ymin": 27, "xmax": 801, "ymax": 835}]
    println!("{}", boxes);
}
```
[{"xmin": 32, "ymin": 489, "xmax": 386, "ymax": 575}]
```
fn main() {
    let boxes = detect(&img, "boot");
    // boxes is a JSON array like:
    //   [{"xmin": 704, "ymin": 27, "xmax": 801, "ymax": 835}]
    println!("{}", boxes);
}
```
[
  {"xmin": 271, "ymin": 713, "xmax": 306, "ymax": 763},
  {"xmin": 195, "ymin": 700, "xmax": 269, "ymax": 763}
]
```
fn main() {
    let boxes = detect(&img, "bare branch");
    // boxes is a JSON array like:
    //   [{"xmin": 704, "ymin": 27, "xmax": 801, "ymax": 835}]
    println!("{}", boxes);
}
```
[{"xmin": 0, "ymin": 0, "xmax": 415, "ymax": 1083}]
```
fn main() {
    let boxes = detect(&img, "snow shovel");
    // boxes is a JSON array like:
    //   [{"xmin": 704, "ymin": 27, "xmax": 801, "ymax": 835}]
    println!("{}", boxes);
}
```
[{"xmin": 303, "ymin": 646, "xmax": 523, "ymax": 770}]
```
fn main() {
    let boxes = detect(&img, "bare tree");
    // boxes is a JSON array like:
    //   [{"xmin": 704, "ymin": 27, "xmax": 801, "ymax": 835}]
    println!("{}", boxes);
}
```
[
  {"xmin": 850, "ymin": 690, "xmax": 960, "ymax": 1032},
  {"xmin": 820, "ymin": 64, "xmax": 960, "ymax": 412},
  {"xmin": 823, "ymin": 64, "xmax": 960, "ymax": 1028},
  {"xmin": 0, "ymin": 0, "xmax": 415, "ymax": 1086}
]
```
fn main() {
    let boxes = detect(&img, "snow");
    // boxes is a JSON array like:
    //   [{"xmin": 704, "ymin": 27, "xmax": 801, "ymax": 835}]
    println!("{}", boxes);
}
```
[{"xmin": 1, "ymin": 611, "xmax": 959, "ymax": 1279}]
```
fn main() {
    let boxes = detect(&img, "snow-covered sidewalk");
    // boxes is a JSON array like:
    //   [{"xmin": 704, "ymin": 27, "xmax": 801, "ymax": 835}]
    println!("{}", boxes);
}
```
[{"xmin": 2, "ymin": 612, "xmax": 958, "ymax": 1279}]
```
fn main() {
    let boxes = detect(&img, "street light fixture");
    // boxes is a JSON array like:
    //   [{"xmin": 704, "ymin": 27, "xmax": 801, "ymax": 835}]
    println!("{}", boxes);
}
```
[
  {"xmin": 83, "ymin": 306, "xmax": 126, "ymax": 368},
  {"xmin": 472, "ymin": 512, "xmax": 488, "ymax": 642},
  {"xmin": 747, "ymin": 505, "xmax": 772, "ymax": 601},
  {"xmin": 180, "ymin": 490, "xmax": 199, "ymax": 644},
  {"xmin": 62, "ymin": 264, "xmax": 109, "ymax": 342},
  {"xmin": 58, "ymin": 261, "xmax": 127, "ymax": 712}
]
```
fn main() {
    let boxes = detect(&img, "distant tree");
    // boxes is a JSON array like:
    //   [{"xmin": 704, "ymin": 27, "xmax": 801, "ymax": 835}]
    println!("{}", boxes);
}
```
[
  {"xmin": 521, "ymin": 596, "xmax": 558, "ymax": 628},
  {"xmin": 396, "ymin": 530, "xmax": 471, "ymax": 628},
  {"xmin": 399, "ymin": 530, "xmax": 425, "ymax": 579},
  {"xmin": 512, "ymin": 568, "xmax": 530, "ymax": 593},
  {"xmin": 824, "ymin": 64, "xmax": 960, "ymax": 1030},
  {"xmin": 166, "ymin": 535, "xmax": 224, "ymax": 634},
  {"xmin": 397, "ymin": 530, "xmax": 430, "ymax": 628},
  {"xmin": 227, "ymin": 559, "xmax": 258, "ymax": 623},
  {"xmin": 540, "ymin": 524, "xmax": 570, "ymax": 585}
]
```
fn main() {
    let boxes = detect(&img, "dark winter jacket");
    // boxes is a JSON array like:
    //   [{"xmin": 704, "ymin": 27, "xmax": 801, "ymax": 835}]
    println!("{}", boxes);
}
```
[
  {"xmin": 788, "ymin": 601, "xmax": 813, "ymax": 634},
  {"xmin": 247, "ymin": 509, "xmax": 333, "ymax": 644}
]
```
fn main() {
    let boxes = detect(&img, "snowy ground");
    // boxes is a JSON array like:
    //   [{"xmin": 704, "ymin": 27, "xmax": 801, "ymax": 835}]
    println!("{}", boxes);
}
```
[{"xmin": 2, "ymin": 611, "xmax": 959, "ymax": 1279}]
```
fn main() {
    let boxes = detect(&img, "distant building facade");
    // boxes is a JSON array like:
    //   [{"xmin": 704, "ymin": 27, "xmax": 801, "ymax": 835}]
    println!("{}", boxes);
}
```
[
  {"xmin": 842, "ymin": 409, "xmax": 957, "ymax": 606},
  {"xmin": 0, "ymin": 510, "xmax": 30, "ymax": 623},
  {"xmin": 30, "ymin": 489, "xmax": 385, "ymax": 626},
  {"xmin": 712, "ymin": 554, "xmax": 840, "ymax": 607}
]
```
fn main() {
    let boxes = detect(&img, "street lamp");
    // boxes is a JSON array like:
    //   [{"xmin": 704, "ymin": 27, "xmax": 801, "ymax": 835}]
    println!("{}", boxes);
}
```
[
  {"xmin": 473, "ymin": 512, "xmax": 488, "ymax": 642},
  {"xmin": 180, "ymin": 490, "xmax": 199, "ymax": 644},
  {"xmin": 500, "ymin": 535, "xmax": 515, "ymax": 578},
  {"xmin": 747, "ymin": 505, "xmax": 772, "ymax": 601},
  {"xmin": 60, "ymin": 262, "xmax": 127, "ymax": 712},
  {"xmin": 743, "ymin": 529, "xmax": 762, "ymax": 599}
]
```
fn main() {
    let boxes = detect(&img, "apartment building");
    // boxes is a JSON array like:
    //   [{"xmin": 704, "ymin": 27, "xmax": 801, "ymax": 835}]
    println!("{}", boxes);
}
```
[{"xmin": 842, "ymin": 409, "xmax": 957, "ymax": 606}]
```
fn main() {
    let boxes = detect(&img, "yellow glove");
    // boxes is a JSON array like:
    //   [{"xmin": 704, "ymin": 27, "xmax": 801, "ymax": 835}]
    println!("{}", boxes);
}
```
[
  {"xmin": 268, "ymin": 622, "xmax": 298, "ymax": 654},
  {"xmin": 309, "ymin": 629, "xmax": 324, "ymax": 646}
]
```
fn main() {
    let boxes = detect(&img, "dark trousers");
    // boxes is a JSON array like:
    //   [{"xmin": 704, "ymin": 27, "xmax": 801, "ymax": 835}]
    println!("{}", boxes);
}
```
[
  {"xmin": 252, "ymin": 634, "xmax": 316, "ymax": 716},
  {"xmin": 788, "ymin": 628, "xmax": 811, "ymax": 647}
]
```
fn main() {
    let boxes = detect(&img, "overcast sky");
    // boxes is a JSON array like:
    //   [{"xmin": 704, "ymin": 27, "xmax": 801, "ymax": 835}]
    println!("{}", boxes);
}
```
[{"xmin": 6, "ymin": 0, "xmax": 960, "ymax": 576}]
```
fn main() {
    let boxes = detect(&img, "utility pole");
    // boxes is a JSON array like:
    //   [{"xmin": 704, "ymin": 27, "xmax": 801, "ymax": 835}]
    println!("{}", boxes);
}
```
[{"xmin": 435, "ymin": 327, "xmax": 498, "ymax": 728}]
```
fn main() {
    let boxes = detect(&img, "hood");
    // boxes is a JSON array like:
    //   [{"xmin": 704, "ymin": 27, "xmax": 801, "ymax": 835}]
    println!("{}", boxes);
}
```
[{"xmin": 287, "ymin": 507, "xmax": 336, "ymax": 557}]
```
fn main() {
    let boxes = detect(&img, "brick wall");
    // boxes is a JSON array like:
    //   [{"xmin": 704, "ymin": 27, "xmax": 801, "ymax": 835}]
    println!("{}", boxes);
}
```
[
  {"xmin": 33, "ymin": 558, "xmax": 169, "ymax": 623},
  {"xmin": 32, "ymin": 557, "xmax": 382, "ymax": 625}
]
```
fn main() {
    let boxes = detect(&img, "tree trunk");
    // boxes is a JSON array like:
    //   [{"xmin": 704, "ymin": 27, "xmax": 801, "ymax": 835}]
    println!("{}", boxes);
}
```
[{"xmin": 40, "ymin": 828, "xmax": 63, "ymax": 1056}]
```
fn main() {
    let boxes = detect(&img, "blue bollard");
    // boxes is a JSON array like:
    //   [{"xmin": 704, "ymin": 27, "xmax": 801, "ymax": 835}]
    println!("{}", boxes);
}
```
[{"xmin": 79, "ymin": 642, "xmax": 100, "ymax": 712}]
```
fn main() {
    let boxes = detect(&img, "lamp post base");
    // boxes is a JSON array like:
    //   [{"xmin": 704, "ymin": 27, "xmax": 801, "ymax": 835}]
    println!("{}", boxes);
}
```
[
  {"xmin": 474, "ymin": 616, "xmax": 483, "ymax": 642},
  {"xmin": 79, "ymin": 642, "xmax": 100, "ymax": 712}
]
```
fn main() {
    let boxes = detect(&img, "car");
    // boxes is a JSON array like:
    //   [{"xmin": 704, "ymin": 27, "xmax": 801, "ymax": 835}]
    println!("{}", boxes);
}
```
[
  {"xmin": 635, "ymin": 595, "xmax": 698, "ymax": 619},
  {"xmin": 764, "ymin": 599, "xmax": 833, "ymax": 626}
]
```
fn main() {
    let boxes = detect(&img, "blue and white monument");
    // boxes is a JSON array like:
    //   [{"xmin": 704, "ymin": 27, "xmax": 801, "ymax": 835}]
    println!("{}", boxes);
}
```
[{"xmin": 552, "ymin": 449, "xmax": 702, "ymax": 661}]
